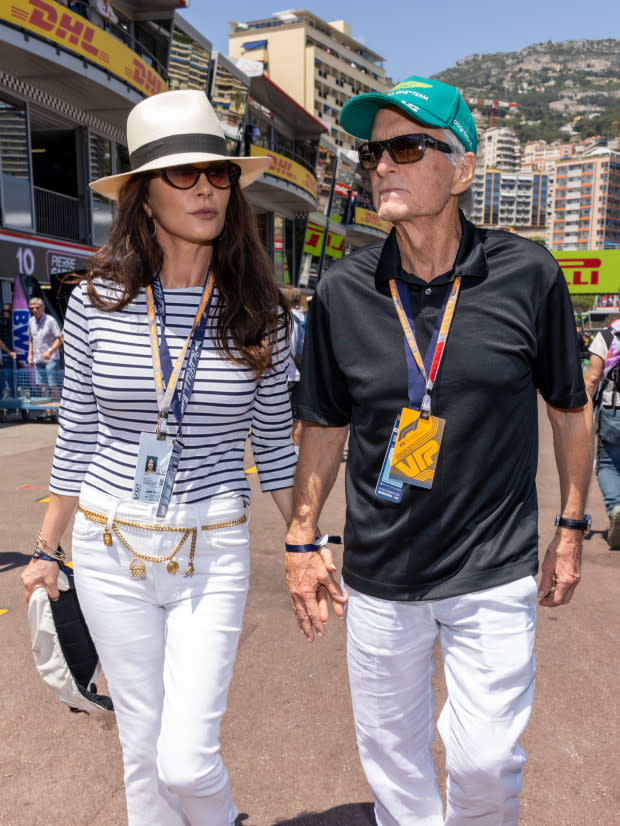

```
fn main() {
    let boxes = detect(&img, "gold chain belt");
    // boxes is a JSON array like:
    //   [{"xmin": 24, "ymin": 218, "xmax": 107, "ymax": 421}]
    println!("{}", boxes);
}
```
[{"xmin": 78, "ymin": 505, "xmax": 247, "ymax": 578}]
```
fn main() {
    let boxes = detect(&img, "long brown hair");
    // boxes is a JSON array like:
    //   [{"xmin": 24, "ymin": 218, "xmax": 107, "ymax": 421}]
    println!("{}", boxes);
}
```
[{"xmin": 85, "ymin": 173, "xmax": 290, "ymax": 377}]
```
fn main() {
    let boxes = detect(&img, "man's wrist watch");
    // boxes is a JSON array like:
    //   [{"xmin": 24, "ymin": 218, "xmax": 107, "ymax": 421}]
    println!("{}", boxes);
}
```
[{"xmin": 555, "ymin": 514, "xmax": 591, "ymax": 531}]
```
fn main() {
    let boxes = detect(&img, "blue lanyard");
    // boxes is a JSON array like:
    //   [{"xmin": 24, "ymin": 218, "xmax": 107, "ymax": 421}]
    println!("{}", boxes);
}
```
[{"xmin": 150, "ymin": 274, "xmax": 214, "ymax": 438}]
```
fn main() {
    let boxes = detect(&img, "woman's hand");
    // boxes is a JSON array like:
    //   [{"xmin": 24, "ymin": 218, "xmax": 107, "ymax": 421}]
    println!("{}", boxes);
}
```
[{"xmin": 21, "ymin": 558, "xmax": 61, "ymax": 603}]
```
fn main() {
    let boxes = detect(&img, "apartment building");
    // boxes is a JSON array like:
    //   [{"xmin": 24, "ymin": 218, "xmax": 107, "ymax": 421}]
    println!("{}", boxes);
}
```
[
  {"xmin": 471, "ymin": 167, "xmax": 548, "ymax": 232},
  {"xmin": 227, "ymin": 10, "xmax": 390, "ymax": 150},
  {"xmin": 479, "ymin": 127, "xmax": 521, "ymax": 172},
  {"xmin": 548, "ymin": 148, "xmax": 620, "ymax": 251}
]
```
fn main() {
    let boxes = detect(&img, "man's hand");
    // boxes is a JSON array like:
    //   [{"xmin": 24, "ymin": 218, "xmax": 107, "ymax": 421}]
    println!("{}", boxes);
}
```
[
  {"xmin": 285, "ymin": 545, "xmax": 347, "ymax": 641},
  {"xmin": 538, "ymin": 530, "xmax": 583, "ymax": 607}
]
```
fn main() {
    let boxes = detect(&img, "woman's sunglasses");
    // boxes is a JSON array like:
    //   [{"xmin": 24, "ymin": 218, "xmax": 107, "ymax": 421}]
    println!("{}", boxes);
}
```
[
  {"xmin": 155, "ymin": 162, "xmax": 242, "ymax": 190},
  {"xmin": 358, "ymin": 134, "xmax": 453, "ymax": 171}
]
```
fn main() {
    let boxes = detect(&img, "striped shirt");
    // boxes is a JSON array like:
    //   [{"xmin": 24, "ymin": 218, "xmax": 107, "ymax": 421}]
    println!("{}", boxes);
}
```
[{"xmin": 50, "ymin": 281, "xmax": 296, "ymax": 503}]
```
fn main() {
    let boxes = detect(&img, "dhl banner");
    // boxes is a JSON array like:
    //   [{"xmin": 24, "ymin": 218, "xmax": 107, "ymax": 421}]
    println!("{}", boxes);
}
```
[
  {"xmin": 552, "ymin": 250, "xmax": 620, "ymax": 294},
  {"xmin": 250, "ymin": 145, "xmax": 317, "ymax": 200},
  {"xmin": 354, "ymin": 206, "xmax": 391, "ymax": 234},
  {"xmin": 303, "ymin": 220, "xmax": 344, "ymax": 259},
  {"xmin": 2, "ymin": 0, "xmax": 167, "ymax": 96}
]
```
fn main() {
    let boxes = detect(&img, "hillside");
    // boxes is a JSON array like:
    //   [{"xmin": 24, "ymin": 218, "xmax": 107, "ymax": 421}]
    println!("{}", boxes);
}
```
[{"xmin": 434, "ymin": 39, "xmax": 620, "ymax": 143}]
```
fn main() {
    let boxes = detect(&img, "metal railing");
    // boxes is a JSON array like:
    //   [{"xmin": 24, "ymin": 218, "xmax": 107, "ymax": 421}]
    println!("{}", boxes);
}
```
[{"xmin": 34, "ymin": 187, "xmax": 80, "ymax": 242}]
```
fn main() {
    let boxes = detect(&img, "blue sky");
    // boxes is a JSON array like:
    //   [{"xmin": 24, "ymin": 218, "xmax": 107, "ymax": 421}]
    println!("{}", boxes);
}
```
[{"xmin": 180, "ymin": 1, "xmax": 617, "ymax": 85}]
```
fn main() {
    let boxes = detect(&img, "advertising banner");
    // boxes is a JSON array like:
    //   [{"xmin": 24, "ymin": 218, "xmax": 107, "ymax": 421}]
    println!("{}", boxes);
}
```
[
  {"xmin": 1, "ymin": 0, "xmax": 167, "ymax": 96},
  {"xmin": 251, "ymin": 145, "xmax": 317, "ymax": 200},
  {"xmin": 0, "ymin": 229, "xmax": 94, "ymax": 283},
  {"xmin": 552, "ymin": 250, "xmax": 620, "ymax": 294},
  {"xmin": 302, "ymin": 220, "xmax": 344, "ymax": 259},
  {"xmin": 354, "ymin": 206, "xmax": 391, "ymax": 234}
]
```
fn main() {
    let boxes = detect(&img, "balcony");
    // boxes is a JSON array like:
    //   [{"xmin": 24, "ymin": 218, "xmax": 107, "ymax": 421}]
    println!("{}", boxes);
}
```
[
  {"xmin": 34, "ymin": 186, "xmax": 81, "ymax": 243},
  {"xmin": 1, "ymin": 0, "xmax": 169, "ymax": 130}
]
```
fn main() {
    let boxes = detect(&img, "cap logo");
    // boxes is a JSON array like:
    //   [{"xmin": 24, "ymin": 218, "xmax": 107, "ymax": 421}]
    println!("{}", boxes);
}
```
[
  {"xmin": 389, "ymin": 89, "xmax": 429, "ymax": 103},
  {"xmin": 392, "ymin": 81, "xmax": 433, "ymax": 91},
  {"xmin": 452, "ymin": 119, "xmax": 473, "ymax": 150}
]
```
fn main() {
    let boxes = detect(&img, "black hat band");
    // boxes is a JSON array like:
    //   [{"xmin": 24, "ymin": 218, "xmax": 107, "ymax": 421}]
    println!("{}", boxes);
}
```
[{"xmin": 130, "ymin": 133, "xmax": 229, "ymax": 169}]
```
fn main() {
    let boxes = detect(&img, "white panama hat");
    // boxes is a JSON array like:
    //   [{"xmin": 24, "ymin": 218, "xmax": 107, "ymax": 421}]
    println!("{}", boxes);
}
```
[{"xmin": 90, "ymin": 89, "xmax": 272, "ymax": 200}]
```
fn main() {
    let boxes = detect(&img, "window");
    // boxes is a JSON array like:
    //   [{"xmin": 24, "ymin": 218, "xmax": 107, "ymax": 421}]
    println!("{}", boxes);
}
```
[
  {"xmin": 0, "ymin": 98, "xmax": 34, "ymax": 231},
  {"xmin": 89, "ymin": 133, "xmax": 114, "ymax": 248}
]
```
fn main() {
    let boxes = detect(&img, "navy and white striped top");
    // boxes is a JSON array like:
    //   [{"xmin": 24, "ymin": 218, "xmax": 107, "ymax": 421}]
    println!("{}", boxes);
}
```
[{"xmin": 49, "ymin": 281, "xmax": 296, "ymax": 503}]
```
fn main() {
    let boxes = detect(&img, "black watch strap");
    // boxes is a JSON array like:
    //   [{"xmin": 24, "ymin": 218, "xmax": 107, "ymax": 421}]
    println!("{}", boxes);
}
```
[{"xmin": 555, "ymin": 514, "xmax": 591, "ymax": 531}]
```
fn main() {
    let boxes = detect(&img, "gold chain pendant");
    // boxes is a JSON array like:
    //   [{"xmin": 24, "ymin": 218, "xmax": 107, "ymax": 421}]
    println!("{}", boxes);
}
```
[
  {"xmin": 129, "ymin": 558, "xmax": 147, "ymax": 578},
  {"xmin": 167, "ymin": 560, "xmax": 179, "ymax": 575},
  {"xmin": 103, "ymin": 528, "xmax": 113, "ymax": 546}
]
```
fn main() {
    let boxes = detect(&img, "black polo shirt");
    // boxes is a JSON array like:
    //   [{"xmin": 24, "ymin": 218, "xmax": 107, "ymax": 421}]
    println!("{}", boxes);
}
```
[{"xmin": 296, "ymin": 216, "xmax": 587, "ymax": 601}]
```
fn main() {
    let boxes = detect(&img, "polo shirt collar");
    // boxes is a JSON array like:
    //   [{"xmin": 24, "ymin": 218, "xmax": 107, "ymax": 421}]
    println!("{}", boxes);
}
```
[{"xmin": 375, "ymin": 213, "xmax": 488, "ymax": 291}]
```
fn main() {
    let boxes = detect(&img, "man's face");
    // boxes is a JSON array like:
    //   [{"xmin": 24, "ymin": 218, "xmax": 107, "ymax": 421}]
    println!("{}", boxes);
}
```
[
  {"xmin": 369, "ymin": 106, "xmax": 462, "ymax": 226},
  {"xmin": 29, "ymin": 302, "xmax": 44, "ymax": 320}
]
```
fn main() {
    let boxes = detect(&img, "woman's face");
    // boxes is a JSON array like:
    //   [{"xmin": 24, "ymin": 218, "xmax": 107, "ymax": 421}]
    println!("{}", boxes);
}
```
[
  {"xmin": 144, "ymin": 163, "xmax": 234, "ymax": 249},
  {"xmin": 146, "ymin": 458, "xmax": 155, "ymax": 471}
]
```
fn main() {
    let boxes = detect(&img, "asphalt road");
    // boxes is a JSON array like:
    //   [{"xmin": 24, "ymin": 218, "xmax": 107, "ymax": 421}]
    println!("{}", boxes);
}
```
[{"xmin": 1, "ymin": 401, "xmax": 618, "ymax": 825}]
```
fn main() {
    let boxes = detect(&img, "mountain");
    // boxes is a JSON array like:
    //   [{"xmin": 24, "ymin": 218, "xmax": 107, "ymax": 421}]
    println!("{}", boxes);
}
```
[{"xmin": 433, "ymin": 39, "xmax": 620, "ymax": 144}]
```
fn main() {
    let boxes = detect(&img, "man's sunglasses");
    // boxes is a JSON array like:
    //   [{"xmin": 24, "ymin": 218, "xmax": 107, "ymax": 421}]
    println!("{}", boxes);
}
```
[
  {"xmin": 358, "ymin": 134, "xmax": 452, "ymax": 171},
  {"xmin": 154, "ymin": 162, "xmax": 242, "ymax": 190}
]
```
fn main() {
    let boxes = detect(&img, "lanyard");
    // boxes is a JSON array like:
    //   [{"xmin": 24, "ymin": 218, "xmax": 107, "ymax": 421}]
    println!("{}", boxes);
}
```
[
  {"xmin": 389, "ymin": 276, "xmax": 461, "ymax": 417},
  {"xmin": 146, "ymin": 271, "xmax": 214, "ymax": 438}
]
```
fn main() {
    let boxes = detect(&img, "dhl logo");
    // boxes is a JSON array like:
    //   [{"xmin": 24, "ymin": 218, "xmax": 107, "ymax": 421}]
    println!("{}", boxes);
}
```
[
  {"xmin": 124, "ymin": 58, "xmax": 164, "ymax": 96},
  {"xmin": 12, "ymin": 0, "xmax": 109, "ymax": 60},
  {"xmin": 6, "ymin": 0, "xmax": 166, "ymax": 95}
]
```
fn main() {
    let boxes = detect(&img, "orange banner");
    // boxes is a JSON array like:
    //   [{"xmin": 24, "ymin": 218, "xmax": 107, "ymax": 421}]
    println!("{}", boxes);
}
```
[
  {"xmin": 2, "ymin": 0, "xmax": 167, "ymax": 96},
  {"xmin": 354, "ymin": 206, "xmax": 391, "ymax": 234},
  {"xmin": 251, "ymin": 145, "xmax": 317, "ymax": 200}
]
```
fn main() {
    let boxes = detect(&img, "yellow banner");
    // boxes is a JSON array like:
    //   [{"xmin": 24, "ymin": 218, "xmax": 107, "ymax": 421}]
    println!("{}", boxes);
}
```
[
  {"xmin": 354, "ymin": 206, "xmax": 391, "ymax": 234},
  {"xmin": 2, "ymin": 0, "xmax": 167, "ymax": 96},
  {"xmin": 251, "ymin": 145, "xmax": 317, "ymax": 200},
  {"xmin": 303, "ymin": 221, "xmax": 344, "ymax": 259},
  {"xmin": 552, "ymin": 249, "xmax": 620, "ymax": 294}
]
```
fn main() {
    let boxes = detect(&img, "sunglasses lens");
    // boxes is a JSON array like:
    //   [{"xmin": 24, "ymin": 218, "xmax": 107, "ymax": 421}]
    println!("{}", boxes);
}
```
[
  {"xmin": 205, "ymin": 163, "xmax": 239, "ymax": 189},
  {"xmin": 390, "ymin": 135, "xmax": 425, "ymax": 163},
  {"xmin": 163, "ymin": 165, "xmax": 200, "ymax": 189},
  {"xmin": 358, "ymin": 143, "xmax": 381, "ymax": 170}
]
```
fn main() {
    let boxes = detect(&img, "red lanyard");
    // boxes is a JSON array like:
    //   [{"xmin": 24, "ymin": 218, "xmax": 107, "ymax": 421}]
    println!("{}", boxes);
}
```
[{"xmin": 389, "ymin": 277, "xmax": 461, "ymax": 417}]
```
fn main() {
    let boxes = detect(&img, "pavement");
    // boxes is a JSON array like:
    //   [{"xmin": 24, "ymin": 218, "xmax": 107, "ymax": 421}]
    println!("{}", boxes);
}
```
[{"xmin": 0, "ymin": 402, "xmax": 619, "ymax": 826}]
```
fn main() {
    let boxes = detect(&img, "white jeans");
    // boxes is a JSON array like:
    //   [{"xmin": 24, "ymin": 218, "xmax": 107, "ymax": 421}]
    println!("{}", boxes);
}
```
[
  {"xmin": 72, "ymin": 490, "xmax": 250, "ymax": 826},
  {"xmin": 345, "ymin": 576, "xmax": 537, "ymax": 826}
]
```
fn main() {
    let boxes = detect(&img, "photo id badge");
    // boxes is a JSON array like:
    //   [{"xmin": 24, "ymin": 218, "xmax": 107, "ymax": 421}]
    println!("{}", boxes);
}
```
[
  {"xmin": 390, "ymin": 408, "xmax": 445, "ymax": 489},
  {"xmin": 132, "ymin": 432, "xmax": 174, "ymax": 505},
  {"xmin": 156, "ymin": 438, "xmax": 183, "ymax": 518},
  {"xmin": 375, "ymin": 416, "xmax": 405, "ymax": 503}
]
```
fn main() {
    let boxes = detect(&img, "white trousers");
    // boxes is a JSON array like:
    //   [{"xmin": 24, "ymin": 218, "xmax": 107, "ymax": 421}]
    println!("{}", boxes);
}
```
[
  {"xmin": 345, "ymin": 576, "xmax": 537, "ymax": 826},
  {"xmin": 72, "ymin": 490, "xmax": 250, "ymax": 826}
]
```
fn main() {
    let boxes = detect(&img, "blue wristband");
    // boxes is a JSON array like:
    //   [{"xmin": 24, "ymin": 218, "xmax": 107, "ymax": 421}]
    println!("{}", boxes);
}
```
[{"xmin": 285, "ymin": 534, "xmax": 342, "ymax": 553}]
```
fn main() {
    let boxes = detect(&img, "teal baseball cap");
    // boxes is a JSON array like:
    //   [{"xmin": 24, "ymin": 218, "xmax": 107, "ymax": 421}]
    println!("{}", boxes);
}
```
[{"xmin": 340, "ymin": 75, "xmax": 477, "ymax": 155}]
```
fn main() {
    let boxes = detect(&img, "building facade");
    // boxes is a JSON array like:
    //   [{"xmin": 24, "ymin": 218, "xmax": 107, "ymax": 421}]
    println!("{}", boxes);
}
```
[
  {"xmin": 227, "ymin": 10, "xmax": 390, "ymax": 151},
  {"xmin": 470, "ymin": 167, "xmax": 548, "ymax": 233},
  {"xmin": 479, "ymin": 126, "xmax": 521, "ymax": 172},
  {"xmin": 548, "ymin": 148, "xmax": 620, "ymax": 251},
  {"xmin": 0, "ymin": 0, "xmax": 194, "ymax": 356}
]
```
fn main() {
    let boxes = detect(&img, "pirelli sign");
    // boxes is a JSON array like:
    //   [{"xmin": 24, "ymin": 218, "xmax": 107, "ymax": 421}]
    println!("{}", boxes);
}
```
[{"xmin": 552, "ymin": 250, "xmax": 620, "ymax": 294}]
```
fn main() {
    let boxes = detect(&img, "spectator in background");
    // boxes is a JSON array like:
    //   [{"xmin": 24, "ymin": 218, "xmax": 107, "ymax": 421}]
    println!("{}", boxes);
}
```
[
  {"xmin": 281, "ymin": 286, "xmax": 305, "ymax": 450},
  {"xmin": 0, "ymin": 338, "xmax": 16, "ymax": 363},
  {"xmin": 27, "ymin": 297, "xmax": 62, "ymax": 391},
  {"xmin": 584, "ymin": 315, "xmax": 620, "ymax": 548},
  {"xmin": 87, "ymin": 0, "xmax": 118, "ymax": 28}
]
